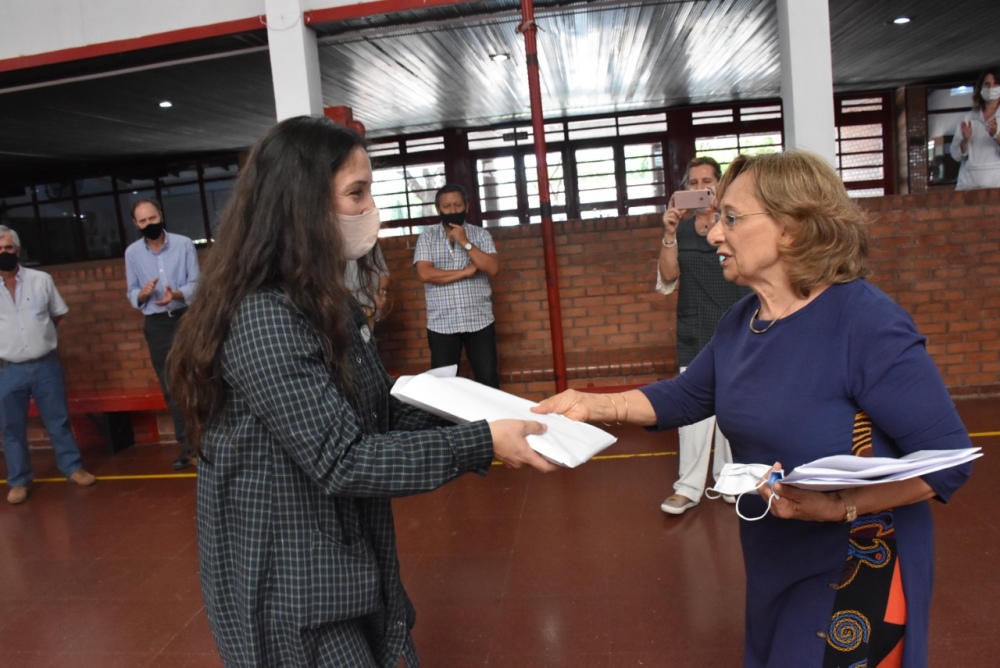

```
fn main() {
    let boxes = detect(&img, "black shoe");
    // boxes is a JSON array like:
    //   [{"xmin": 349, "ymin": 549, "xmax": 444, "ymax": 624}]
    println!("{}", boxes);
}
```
[{"xmin": 172, "ymin": 455, "xmax": 192, "ymax": 470}]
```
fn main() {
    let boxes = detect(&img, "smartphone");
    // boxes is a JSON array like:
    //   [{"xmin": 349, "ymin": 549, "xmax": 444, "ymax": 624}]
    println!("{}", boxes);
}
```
[{"xmin": 672, "ymin": 189, "xmax": 714, "ymax": 210}]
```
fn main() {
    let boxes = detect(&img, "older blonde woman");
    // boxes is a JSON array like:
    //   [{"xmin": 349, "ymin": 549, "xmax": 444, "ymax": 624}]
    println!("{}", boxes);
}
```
[{"xmin": 535, "ymin": 151, "xmax": 974, "ymax": 667}]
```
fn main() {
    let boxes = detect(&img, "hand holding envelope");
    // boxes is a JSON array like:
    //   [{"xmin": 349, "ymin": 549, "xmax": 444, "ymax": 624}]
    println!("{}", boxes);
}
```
[{"xmin": 391, "ymin": 367, "xmax": 617, "ymax": 467}]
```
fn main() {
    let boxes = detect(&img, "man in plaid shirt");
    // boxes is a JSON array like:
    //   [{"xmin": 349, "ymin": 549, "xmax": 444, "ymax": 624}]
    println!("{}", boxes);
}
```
[{"xmin": 414, "ymin": 184, "xmax": 501, "ymax": 388}]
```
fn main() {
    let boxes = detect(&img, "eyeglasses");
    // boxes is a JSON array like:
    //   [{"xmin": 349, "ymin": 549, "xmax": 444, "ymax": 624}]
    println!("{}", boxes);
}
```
[{"xmin": 713, "ymin": 210, "xmax": 768, "ymax": 229}]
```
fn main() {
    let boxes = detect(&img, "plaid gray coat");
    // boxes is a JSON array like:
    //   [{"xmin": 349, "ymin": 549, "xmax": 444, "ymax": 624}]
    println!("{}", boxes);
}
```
[{"xmin": 196, "ymin": 289, "xmax": 494, "ymax": 667}]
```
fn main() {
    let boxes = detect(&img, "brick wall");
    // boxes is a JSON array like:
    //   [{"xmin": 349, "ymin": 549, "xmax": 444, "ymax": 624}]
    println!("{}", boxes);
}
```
[
  {"xmin": 377, "ymin": 214, "xmax": 675, "ymax": 398},
  {"xmin": 863, "ymin": 187, "xmax": 1000, "ymax": 395},
  {"xmin": 34, "ymin": 187, "xmax": 1000, "ymax": 437}
]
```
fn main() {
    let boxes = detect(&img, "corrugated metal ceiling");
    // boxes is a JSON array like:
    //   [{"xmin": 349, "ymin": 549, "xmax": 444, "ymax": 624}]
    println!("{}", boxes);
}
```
[{"xmin": 1, "ymin": 0, "xmax": 999, "ymax": 183}]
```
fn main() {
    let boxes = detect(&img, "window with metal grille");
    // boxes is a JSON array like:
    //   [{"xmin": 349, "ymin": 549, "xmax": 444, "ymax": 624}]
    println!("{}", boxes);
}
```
[
  {"xmin": 695, "ymin": 131, "xmax": 783, "ymax": 175},
  {"xmin": 372, "ymin": 162, "xmax": 446, "ymax": 234},
  {"xmin": 477, "ymin": 155, "xmax": 519, "ymax": 226},
  {"xmin": 575, "ymin": 146, "xmax": 619, "ymax": 219},
  {"xmin": 526, "ymin": 152, "xmax": 567, "ymax": 225},
  {"xmin": 624, "ymin": 142, "xmax": 666, "ymax": 215},
  {"xmin": 835, "ymin": 95, "xmax": 890, "ymax": 197}
]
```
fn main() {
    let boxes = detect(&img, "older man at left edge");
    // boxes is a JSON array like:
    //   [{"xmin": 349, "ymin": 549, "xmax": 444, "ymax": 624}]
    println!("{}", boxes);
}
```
[{"xmin": 0, "ymin": 225, "xmax": 97, "ymax": 504}]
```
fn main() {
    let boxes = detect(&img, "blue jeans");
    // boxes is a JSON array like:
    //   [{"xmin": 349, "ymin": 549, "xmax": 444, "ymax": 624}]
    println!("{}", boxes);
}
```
[{"xmin": 0, "ymin": 352, "xmax": 84, "ymax": 487}]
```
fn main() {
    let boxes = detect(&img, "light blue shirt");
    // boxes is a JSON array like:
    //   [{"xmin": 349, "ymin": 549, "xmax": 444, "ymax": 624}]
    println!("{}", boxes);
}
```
[
  {"xmin": 0, "ymin": 266, "xmax": 68, "ymax": 362},
  {"xmin": 413, "ymin": 223, "xmax": 496, "ymax": 334},
  {"xmin": 124, "ymin": 232, "xmax": 201, "ymax": 315}
]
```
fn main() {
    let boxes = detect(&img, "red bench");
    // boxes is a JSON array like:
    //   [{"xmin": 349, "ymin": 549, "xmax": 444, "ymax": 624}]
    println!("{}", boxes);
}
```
[{"xmin": 28, "ymin": 388, "xmax": 167, "ymax": 454}]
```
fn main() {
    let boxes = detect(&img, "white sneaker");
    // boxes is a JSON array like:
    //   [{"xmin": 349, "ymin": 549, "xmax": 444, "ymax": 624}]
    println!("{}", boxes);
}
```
[{"xmin": 660, "ymin": 494, "xmax": 698, "ymax": 515}]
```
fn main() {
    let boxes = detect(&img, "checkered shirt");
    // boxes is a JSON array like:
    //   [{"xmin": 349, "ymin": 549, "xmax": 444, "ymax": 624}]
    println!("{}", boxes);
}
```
[
  {"xmin": 196, "ymin": 288, "xmax": 494, "ymax": 667},
  {"xmin": 413, "ymin": 223, "xmax": 497, "ymax": 334}
]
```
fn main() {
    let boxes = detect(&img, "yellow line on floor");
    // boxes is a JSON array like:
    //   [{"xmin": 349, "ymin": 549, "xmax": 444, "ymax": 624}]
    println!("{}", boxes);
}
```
[{"xmin": 6, "ymin": 432, "xmax": 995, "ymax": 481}]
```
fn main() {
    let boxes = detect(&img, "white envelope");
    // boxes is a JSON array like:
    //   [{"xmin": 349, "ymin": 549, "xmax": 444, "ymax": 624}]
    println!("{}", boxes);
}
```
[{"xmin": 391, "ymin": 366, "xmax": 616, "ymax": 467}]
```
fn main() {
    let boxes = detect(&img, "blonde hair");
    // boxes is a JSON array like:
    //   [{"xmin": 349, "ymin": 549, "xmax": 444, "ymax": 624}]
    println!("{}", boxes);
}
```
[{"xmin": 716, "ymin": 151, "xmax": 870, "ymax": 297}]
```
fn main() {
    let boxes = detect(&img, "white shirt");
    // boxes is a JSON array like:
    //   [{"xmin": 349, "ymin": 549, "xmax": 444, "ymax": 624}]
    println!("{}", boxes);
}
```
[
  {"xmin": 0, "ymin": 265, "xmax": 68, "ymax": 362},
  {"xmin": 949, "ymin": 108, "xmax": 1000, "ymax": 190}
]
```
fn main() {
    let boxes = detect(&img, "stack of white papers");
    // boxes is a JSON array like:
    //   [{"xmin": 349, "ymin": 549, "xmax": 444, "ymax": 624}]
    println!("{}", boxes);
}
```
[
  {"xmin": 390, "ymin": 366, "xmax": 617, "ymax": 467},
  {"xmin": 781, "ymin": 447, "xmax": 982, "ymax": 491}
]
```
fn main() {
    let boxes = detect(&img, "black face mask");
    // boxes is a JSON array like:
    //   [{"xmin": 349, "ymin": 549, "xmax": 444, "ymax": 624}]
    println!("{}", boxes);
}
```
[
  {"xmin": 0, "ymin": 251, "xmax": 17, "ymax": 271},
  {"xmin": 140, "ymin": 222, "xmax": 165, "ymax": 240},
  {"xmin": 440, "ymin": 212, "xmax": 465, "ymax": 227}
]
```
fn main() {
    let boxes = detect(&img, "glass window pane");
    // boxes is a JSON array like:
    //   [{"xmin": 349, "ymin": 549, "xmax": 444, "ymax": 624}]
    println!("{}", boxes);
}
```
[
  {"xmin": 478, "ymin": 156, "xmax": 518, "ymax": 213},
  {"xmin": 372, "ymin": 162, "xmax": 445, "ymax": 222},
  {"xmin": 624, "ymin": 142, "xmax": 665, "ymax": 202},
  {"xmin": 78, "ymin": 195, "xmax": 123, "ymax": 259},
  {"xmin": 117, "ymin": 175, "xmax": 156, "ymax": 192},
  {"xmin": 36, "ymin": 201, "xmax": 80, "ymax": 264},
  {"xmin": 202, "ymin": 161, "xmax": 239, "ymax": 179},
  {"xmin": 525, "ymin": 152, "xmax": 565, "ymax": 209},
  {"xmin": 204, "ymin": 180, "xmax": 234, "ymax": 238},
  {"xmin": 578, "ymin": 186, "xmax": 617, "ymax": 204},
  {"xmin": 840, "ymin": 167, "xmax": 883, "ymax": 182},
  {"xmin": 838, "ymin": 123, "xmax": 881, "ymax": 140},
  {"xmin": 528, "ymin": 212, "xmax": 568, "ymax": 225},
  {"xmin": 848, "ymin": 188, "xmax": 885, "ymax": 198},
  {"xmin": 0, "ymin": 205, "xmax": 40, "ymax": 265},
  {"xmin": 839, "ymin": 138, "xmax": 883, "ymax": 154},
  {"xmin": 575, "ymin": 146, "xmax": 614, "ymax": 164},
  {"xmin": 0, "ymin": 186, "xmax": 33, "ymax": 206},
  {"xmin": 34, "ymin": 182, "xmax": 73, "ymax": 202},
  {"xmin": 75, "ymin": 176, "xmax": 115, "ymax": 196},
  {"xmin": 739, "ymin": 132, "xmax": 783, "ymax": 153},
  {"xmin": 839, "ymin": 153, "xmax": 883, "ymax": 169},
  {"xmin": 159, "ymin": 165, "xmax": 200, "ymax": 185},
  {"xmin": 160, "ymin": 184, "xmax": 208, "ymax": 244}
]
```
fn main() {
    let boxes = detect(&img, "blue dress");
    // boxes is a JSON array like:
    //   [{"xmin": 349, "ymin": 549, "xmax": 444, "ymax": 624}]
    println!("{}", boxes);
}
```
[{"xmin": 640, "ymin": 280, "xmax": 973, "ymax": 667}]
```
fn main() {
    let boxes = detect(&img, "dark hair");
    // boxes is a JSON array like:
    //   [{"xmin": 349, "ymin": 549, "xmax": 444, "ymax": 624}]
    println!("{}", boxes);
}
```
[
  {"xmin": 435, "ymin": 183, "xmax": 467, "ymax": 209},
  {"xmin": 684, "ymin": 156, "xmax": 722, "ymax": 185},
  {"xmin": 971, "ymin": 67, "xmax": 1000, "ymax": 109},
  {"xmin": 168, "ymin": 115, "xmax": 368, "ymax": 450},
  {"xmin": 715, "ymin": 151, "xmax": 870, "ymax": 298},
  {"xmin": 131, "ymin": 198, "xmax": 163, "ymax": 220}
]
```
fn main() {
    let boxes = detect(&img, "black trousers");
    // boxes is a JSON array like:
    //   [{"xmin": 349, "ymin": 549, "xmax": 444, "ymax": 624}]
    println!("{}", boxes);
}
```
[
  {"xmin": 427, "ymin": 323, "xmax": 500, "ymax": 389},
  {"xmin": 143, "ymin": 311, "xmax": 189, "ymax": 455}
]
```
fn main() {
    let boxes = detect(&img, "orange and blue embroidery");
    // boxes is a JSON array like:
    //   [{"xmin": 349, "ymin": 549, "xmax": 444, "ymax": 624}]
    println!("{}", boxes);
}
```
[{"xmin": 823, "ymin": 411, "xmax": 906, "ymax": 668}]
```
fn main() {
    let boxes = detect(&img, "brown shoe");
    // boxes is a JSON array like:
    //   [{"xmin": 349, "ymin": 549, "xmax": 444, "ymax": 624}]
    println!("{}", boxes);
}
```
[
  {"xmin": 68, "ymin": 469, "xmax": 97, "ymax": 487},
  {"xmin": 7, "ymin": 486, "xmax": 28, "ymax": 504}
]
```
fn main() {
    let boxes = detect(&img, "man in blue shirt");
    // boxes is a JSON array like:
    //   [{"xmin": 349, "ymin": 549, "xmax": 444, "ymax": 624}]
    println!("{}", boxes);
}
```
[
  {"xmin": 413, "ymin": 185, "xmax": 501, "ymax": 388},
  {"xmin": 124, "ymin": 200, "xmax": 200, "ymax": 469}
]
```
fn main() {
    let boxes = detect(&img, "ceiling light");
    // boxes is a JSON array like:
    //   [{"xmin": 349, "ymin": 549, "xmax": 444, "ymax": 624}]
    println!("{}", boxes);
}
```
[
  {"xmin": 159, "ymin": 100, "xmax": 173, "ymax": 108},
  {"xmin": 892, "ymin": 16, "xmax": 911, "ymax": 25},
  {"xmin": 489, "ymin": 53, "xmax": 509, "ymax": 62}
]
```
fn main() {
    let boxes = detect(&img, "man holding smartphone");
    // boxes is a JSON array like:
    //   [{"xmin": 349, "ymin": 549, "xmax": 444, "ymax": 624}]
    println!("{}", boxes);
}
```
[
  {"xmin": 656, "ymin": 157, "xmax": 751, "ymax": 515},
  {"xmin": 414, "ymin": 184, "xmax": 501, "ymax": 388}
]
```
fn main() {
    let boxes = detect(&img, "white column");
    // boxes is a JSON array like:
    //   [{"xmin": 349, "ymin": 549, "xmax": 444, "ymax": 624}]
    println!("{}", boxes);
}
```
[
  {"xmin": 265, "ymin": 0, "xmax": 323, "ymax": 121},
  {"xmin": 776, "ymin": 0, "xmax": 836, "ymax": 166}
]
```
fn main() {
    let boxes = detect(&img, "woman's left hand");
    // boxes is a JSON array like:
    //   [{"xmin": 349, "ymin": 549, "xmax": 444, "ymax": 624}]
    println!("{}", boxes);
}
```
[{"xmin": 757, "ymin": 463, "xmax": 844, "ymax": 522}]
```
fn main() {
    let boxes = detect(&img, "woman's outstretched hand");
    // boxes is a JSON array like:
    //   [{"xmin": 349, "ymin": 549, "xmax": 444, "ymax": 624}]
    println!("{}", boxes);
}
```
[{"xmin": 532, "ymin": 389, "xmax": 594, "ymax": 422}]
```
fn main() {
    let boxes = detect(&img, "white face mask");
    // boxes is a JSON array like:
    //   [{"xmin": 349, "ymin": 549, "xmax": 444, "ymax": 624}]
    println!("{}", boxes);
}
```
[
  {"xmin": 706, "ymin": 463, "xmax": 782, "ymax": 521},
  {"xmin": 982, "ymin": 86, "xmax": 1000, "ymax": 103},
  {"xmin": 338, "ymin": 208, "xmax": 381, "ymax": 261}
]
